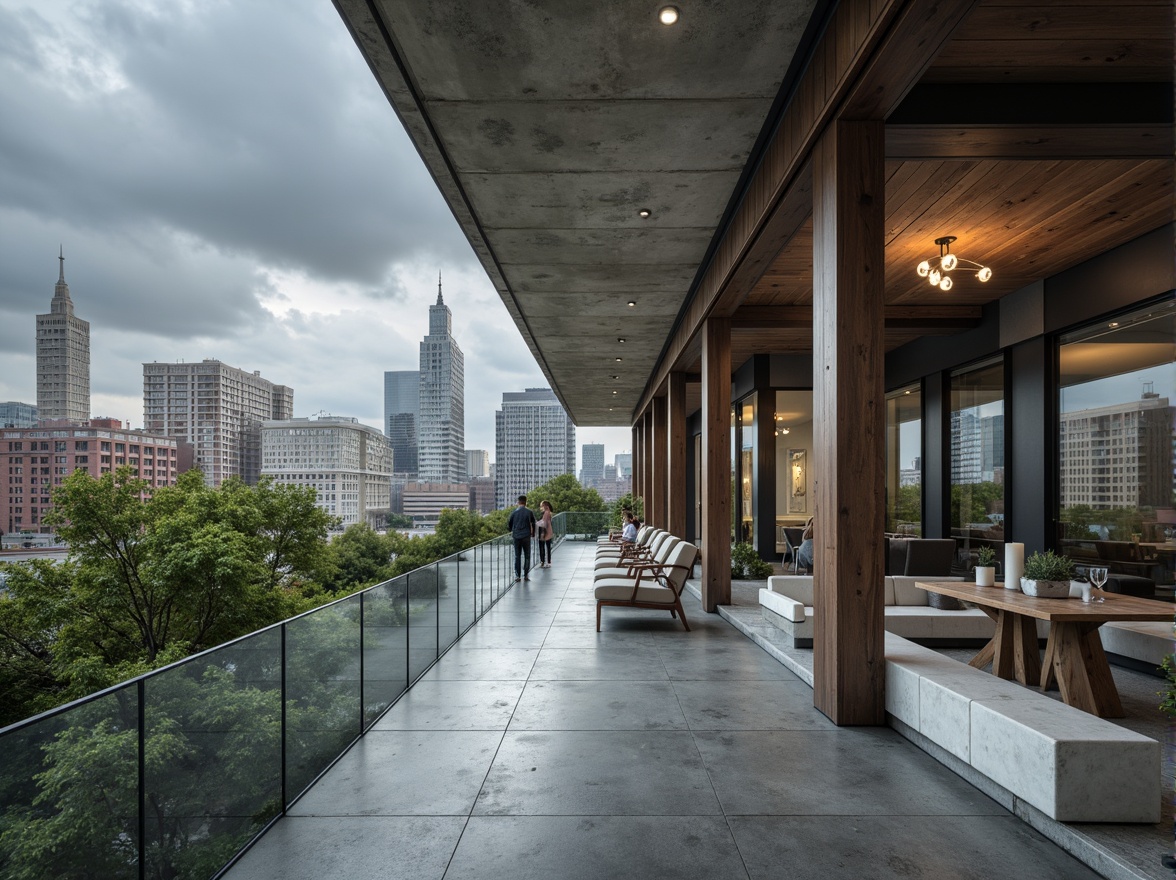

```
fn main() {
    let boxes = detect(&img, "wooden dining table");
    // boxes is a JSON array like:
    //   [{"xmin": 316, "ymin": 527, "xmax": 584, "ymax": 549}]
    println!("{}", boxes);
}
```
[{"xmin": 916, "ymin": 581, "xmax": 1174, "ymax": 718}]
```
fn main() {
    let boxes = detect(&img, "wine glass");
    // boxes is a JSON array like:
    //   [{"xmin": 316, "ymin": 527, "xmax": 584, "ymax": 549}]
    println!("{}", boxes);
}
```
[{"xmin": 1088, "ymin": 567, "xmax": 1108, "ymax": 603}]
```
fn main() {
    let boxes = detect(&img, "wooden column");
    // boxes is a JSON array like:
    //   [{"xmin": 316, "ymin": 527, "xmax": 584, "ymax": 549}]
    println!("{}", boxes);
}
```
[
  {"xmin": 666, "ymin": 372, "xmax": 688, "ymax": 538},
  {"xmin": 811, "ymin": 119, "xmax": 886, "ymax": 726},
  {"xmin": 701, "ymin": 317, "xmax": 732, "ymax": 611},
  {"xmin": 649, "ymin": 411, "xmax": 658, "ymax": 527},
  {"xmin": 632, "ymin": 420, "xmax": 643, "ymax": 511},
  {"xmin": 652, "ymin": 396, "xmax": 668, "ymax": 530}
]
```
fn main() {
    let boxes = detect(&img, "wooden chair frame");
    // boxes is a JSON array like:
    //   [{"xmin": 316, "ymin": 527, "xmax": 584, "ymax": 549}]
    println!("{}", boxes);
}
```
[{"xmin": 595, "ymin": 546, "xmax": 700, "ymax": 632}]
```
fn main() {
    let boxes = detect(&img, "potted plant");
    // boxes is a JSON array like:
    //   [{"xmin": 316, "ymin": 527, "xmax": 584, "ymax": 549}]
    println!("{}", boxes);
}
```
[
  {"xmin": 1020, "ymin": 550, "xmax": 1075, "ymax": 598},
  {"xmin": 975, "ymin": 545, "xmax": 997, "ymax": 587}
]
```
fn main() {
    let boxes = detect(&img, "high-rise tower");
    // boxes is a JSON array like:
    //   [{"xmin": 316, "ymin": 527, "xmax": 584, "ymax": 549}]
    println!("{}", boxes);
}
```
[
  {"xmin": 384, "ymin": 370, "xmax": 420, "ymax": 477},
  {"xmin": 495, "ymin": 387, "xmax": 575, "ymax": 508},
  {"xmin": 417, "ymin": 275, "xmax": 465, "ymax": 483},
  {"xmin": 36, "ymin": 248, "xmax": 90, "ymax": 422}
]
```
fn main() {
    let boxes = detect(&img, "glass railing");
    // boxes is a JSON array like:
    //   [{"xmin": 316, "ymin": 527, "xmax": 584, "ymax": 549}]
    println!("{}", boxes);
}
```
[
  {"xmin": 551, "ymin": 509, "xmax": 611, "ymax": 542},
  {"xmin": 0, "ymin": 527, "xmax": 547, "ymax": 880}
]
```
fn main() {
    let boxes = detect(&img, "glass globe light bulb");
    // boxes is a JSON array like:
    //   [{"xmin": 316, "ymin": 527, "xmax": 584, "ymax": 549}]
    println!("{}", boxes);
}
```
[
  {"xmin": 929, "ymin": 268, "xmax": 941, "ymax": 286},
  {"xmin": 916, "ymin": 260, "xmax": 930, "ymax": 277},
  {"xmin": 939, "ymin": 276, "xmax": 953, "ymax": 292},
  {"xmin": 941, "ymin": 252, "xmax": 958, "ymax": 271},
  {"xmin": 977, "ymin": 266, "xmax": 992, "ymax": 282}
]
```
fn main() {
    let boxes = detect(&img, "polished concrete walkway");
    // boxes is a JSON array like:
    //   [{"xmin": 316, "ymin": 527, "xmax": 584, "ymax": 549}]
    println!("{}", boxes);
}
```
[{"xmin": 227, "ymin": 542, "xmax": 1103, "ymax": 880}]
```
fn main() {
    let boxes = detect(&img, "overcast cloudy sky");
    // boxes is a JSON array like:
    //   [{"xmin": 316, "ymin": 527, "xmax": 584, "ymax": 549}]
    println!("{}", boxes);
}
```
[{"xmin": 0, "ymin": 0, "xmax": 629, "ymax": 469}]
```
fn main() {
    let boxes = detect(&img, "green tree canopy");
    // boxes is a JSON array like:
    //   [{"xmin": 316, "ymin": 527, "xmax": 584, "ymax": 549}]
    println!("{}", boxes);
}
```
[{"xmin": 523, "ymin": 473, "xmax": 605, "ymax": 515}]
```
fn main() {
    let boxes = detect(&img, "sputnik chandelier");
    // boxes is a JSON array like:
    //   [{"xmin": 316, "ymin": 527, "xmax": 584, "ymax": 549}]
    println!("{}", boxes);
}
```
[{"xmin": 916, "ymin": 236, "xmax": 992, "ymax": 292}]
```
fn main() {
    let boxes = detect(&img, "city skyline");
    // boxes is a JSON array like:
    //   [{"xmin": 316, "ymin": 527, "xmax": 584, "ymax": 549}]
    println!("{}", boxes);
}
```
[{"xmin": 0, "ymin": 0, "xmax": 630, "ymax": 470}]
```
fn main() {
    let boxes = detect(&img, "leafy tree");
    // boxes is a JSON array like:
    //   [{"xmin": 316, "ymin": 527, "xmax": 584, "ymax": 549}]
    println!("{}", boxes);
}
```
[
  {"xmin": 950, "ymin": 481, "xmax": 1004, "ymax": 528},
  {"xmin": 319, "ymin": 523, "xmax": 394, "ymax": 594},
  {"xmin": 523, "ymin": 473, "xmax": 604, "ymax": 515},
  {"xmin": 385, "ymin": 513, "xmax": 413, "ymax": 529},
  {"xmin": 610, "ymin": 493, "xmax": 644, "ymax": 528}
]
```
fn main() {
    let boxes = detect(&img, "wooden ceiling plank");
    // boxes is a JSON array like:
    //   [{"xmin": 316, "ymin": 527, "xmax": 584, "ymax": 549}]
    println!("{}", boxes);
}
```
[{"xmin": 887, "ymin": 124, "xmax": 1173, "ymax": 159}]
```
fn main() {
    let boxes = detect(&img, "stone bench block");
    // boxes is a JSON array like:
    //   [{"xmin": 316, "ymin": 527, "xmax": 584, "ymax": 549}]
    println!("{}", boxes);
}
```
[
  {"xmin": 1100, "ymin": 620, "xmax": 1172, "ymax": 668},
  {"xmin": 970, "ymin": 699, "xmax": 1160, "ymax": 823},
  {"xmin": 918, "ymin": 671, "xmax": 1040, "ymax": 762}
]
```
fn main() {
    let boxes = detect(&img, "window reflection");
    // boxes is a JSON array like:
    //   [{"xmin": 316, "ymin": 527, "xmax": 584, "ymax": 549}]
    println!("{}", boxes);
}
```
[
  {"xmin": 950, "ymin": 358, "xmax": 1004, "ymax": 571},
  {"xmin": 1058, "ymin": 302, "xmax": 1175, "ymax": 593},
  {"xmin": 886, "ymin": 385, "xmax": 922, "ymax": 535}
]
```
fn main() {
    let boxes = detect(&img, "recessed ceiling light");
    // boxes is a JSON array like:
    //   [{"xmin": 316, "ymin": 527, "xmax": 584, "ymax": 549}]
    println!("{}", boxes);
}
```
[
  {"xmin": 658, "ymin": 5, "xmax": 679, "ymax": 25},
  {"xmin": 616, "ymin": 357, "xmax": 623, "ymax": 362},
  {"xmin": 618, "ymin": 338, "xmax": 626, "ymax": 343},
  {"xmin": 613, "ymin": 375, "xmax": 620, "ymax": 379},
  {"xmin": 613, "ymin": 390, "xmax": 618, "ymax": 395},
  {"xmin": 638, "ymin": 209, "xmax": 651, "ymax": 218},
  {"xmin": 1109, "ymin": 322, "xmax": 1120, "ymax": 328},
  {"xmin": 904, "ymin": 390, "xmax": 912, "ymax": 395},
  {"xmin": 627, "ymin": 301, "xmax": 636, "ymax": 307}
]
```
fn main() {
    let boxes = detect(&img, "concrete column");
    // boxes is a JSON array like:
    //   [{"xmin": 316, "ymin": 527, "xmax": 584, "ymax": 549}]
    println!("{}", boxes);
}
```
[
  {"xmin": 667, "ymin": 372, "xmax": 688, "ymax": 538},
  {"xmin": 702, "ymin": 317, "xmax": 732, "ymax": 611},
  {"xmin": 812, "ymin": 119, "xmax": 886, "ymax": 726}
]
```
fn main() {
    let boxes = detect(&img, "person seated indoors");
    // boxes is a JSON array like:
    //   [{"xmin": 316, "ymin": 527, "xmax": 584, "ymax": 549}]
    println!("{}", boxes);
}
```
[{"xmin": 797, "ymin": 516, "xmax": 814, "ymax": 572}]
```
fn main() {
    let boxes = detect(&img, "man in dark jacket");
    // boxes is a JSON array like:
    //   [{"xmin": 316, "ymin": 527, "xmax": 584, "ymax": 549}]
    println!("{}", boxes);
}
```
[{"xmin": 507, "ymin": 495, "xmax": 537, "ymax": 581}]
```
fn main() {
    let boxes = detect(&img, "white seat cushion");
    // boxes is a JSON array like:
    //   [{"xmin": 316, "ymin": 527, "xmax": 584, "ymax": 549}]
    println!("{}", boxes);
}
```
[{"xmin": 595, "ymin": 583, "xmax": 678, "ymax": 604}]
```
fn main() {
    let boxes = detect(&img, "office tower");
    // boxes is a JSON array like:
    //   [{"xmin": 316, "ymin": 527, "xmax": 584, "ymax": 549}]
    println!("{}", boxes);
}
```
[
  {"xmin": 614, "ymin": 453, "xmax": 632, "ymax": 478},
  {"xmin": 465, "ymin": 449, "xmax": 490, "ymax": 479},
  {"xmin": 36, "ymin": 249, "xmax": 90, "ymax": 422},
  {"xmin": 402, "ymin": 482, "xmax": 470, "ymax": 526},
  {"xmin": 0, "ymin": 402, "xmax": 38, "ymax": 428},
  {"xmin": 468, "ymin": 477, "xmax": 496, "ymax": 514},
  {"xmin": 143, "ymin": 359, "xmax": 292, "ymax": 486},
  {"xmin": 494, "ymin": 388, "xmax": 575, "ymax": 508},
  {"xmin": 417, "ymin": 278, "xmax": 465, "ymax": 483},
  {"xmin": 1, "ymin": 419, "xmax": 181, "ymax": 534},
  {"xmin": 261, "ymin": 415, "xmax": 393, "ymax": 528},
  {"xmin": 384, "ymin": 370, "xmax": 420, "ymax": 477},
  {"xmin": 580, "ymin": 443, "xmax": 605, "ymax": 485}
]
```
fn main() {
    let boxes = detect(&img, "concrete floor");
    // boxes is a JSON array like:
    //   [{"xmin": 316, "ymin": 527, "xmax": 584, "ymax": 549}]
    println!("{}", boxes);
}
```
[{"xmin": 226, "ymin": 543, "xmax": 1104, "ymax": 880}]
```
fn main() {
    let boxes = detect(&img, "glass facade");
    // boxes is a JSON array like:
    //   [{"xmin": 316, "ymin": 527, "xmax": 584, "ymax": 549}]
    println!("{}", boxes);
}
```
[
  {"xmin": 886, "ymin": 384, "xmax": 922, "ymax": 535},
  {"xmin": 1057, "ymin": 303, "xmax": 1176, "ymax": 590},
  {"xmin": 950, "ymin": 358, "xmax": 1005, "ymax": 571}
]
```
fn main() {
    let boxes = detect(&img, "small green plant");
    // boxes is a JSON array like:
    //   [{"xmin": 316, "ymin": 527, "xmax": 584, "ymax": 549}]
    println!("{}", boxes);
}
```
[
  {"xmin": 731, "ymin": 543, "xmax": 773, "ymax": 580},
  {"xmin": 1160, "ymin": 652, "xmax": 1176, "ymax": 718},
  {"xmin": 1022, "ymin": 549, "xmax": 1075, "ymax": 582},
  {"xmin": 976, "ymin": 545, "xmax": 997, "ymax": 567}
]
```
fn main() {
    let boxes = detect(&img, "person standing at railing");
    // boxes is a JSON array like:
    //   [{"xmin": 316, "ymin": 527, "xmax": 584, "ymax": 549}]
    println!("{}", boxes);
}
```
[
  {"xmin": 537, "ymin": 500, "xmax": 554, "ymax": 568},
  {"xmin": 508, "ymin": 494, "xmax": 537, "ymax": 581}
]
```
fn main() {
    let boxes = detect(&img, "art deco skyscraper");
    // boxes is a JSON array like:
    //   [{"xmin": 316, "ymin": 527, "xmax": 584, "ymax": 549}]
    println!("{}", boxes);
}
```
[
  {"xmin": 417, "ymin": 276, "xmax": 465, "ymax": 483},
  {"xmin": 36, "ymin": 249, "xmax": 90, "ymax": 422}
]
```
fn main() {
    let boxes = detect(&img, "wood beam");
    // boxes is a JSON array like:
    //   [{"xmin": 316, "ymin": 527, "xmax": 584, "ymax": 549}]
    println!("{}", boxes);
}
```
[
  {"xmin": 652, "ymin": 396, "xmax": 668, "ymax": 532},
  {"xmin": 812, "ymin": 120, "xmax": 886, "ymax": 726},
  {"xmin": 632, "ymin": 420, "xmax": 643, "ymax": 515},
  {"xmin": 643, "ymin": 411, "xmax": 654, "ymax": 525},
  {"xmin": 701, "ymin": 318, "xmax": 732, "ymax": 612},
  {"xmin": 886, "ymin": 124, "xmax": 1173, "ymax": 160},
  {"xmin": 731, "ymin": 305, "xmax": 982, "ymax": 331},
  {"xmin": 667, "ymin": 372, "xmax": 688, "ymax": 539},
  {"xmin": 638, "ymin": 0, "xmax": 980, "ymax": 418}
]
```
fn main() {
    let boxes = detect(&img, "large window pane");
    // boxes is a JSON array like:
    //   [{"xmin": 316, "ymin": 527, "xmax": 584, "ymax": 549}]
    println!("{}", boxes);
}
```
[
  {"xmin": 951, "ymin": 359, "xmax": 1005, "ymax": 571},
  {"xmin": 738, "ymin": 397, "xmax": 756, "ymax": 546},
  {"xmin": 774, "ymin": 390, "xmax": 814, "ymax": 564},
  {"xmin": 1058, "ymin": 302, "xmax": 1175, "ymax": 593},
  {"xmin": 886, "ymin": 385, "xmax": 922, "ymax": 535}
]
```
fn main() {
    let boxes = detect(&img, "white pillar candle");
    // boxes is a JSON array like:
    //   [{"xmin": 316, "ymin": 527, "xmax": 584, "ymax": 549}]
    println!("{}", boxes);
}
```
[{"xmin": 1004, "ymin": 542, "xmax": 1024, "ymax": 591}]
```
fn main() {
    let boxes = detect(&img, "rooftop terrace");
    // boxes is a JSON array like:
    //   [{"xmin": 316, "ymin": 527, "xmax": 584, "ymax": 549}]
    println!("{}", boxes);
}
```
[{"xmin": 224, "ymin": 541, "xmax": 1109, "ymax": 880}]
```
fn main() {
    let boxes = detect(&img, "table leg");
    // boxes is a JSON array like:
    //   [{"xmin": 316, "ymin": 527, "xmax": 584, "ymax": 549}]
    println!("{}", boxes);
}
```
[
  {"xmin": 1012, "ymin": 614, "xmax": 1041, "ymax": 686},
  {"xmin": 1049, "ymin": 622, "xmax": 1125, "ymax": 718},
  {"xmin": 968, "ymin": 606, "xmax": 1000, "ymax": 671},
  {"xmin": 991, "ymin": 610, "xmax": 1015, "ymax": 680},
  {"xmin": 1040, "ymin": 632, "xmax": 1057, "ymax": 691}
]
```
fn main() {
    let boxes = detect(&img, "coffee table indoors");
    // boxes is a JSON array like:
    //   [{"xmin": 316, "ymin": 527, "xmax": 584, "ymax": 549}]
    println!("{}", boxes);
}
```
[{"xmin": 916, "ymin": 581, "xmax": 1174, "ymax": 718}]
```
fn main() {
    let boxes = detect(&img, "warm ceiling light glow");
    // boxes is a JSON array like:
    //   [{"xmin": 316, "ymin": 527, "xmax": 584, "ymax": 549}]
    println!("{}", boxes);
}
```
[
  {"xmin": 618, "ymin": 338, "xmax": 626, "ymax": 343},
  {"xmin": 904, "ymin": 390, "xmax": 912, "ymax": 395},
  {"xmin": 658, "ymin": 5, "xmax": 679, "ymax": 25},
  {"xmin": 616, "ymin": 357, "xmax": 623, "ymax": 362},
  {"xmin": 1109, "ymin": 322, "xmax": 1120, "ymax": 328},
  {"xmin": 916, "ymin": 235, "xmax": 991, "ymax": 290},
  {"xmin": 781, "ymin": 427, "xmax": 789, "ymax": 434},
  {"xmin": 638, "ymin": 209, "xmax": 651, "ymax": 218},
  {"xmin": 627, "ymin": 300, "xmax": 637, "ymax": 307}
]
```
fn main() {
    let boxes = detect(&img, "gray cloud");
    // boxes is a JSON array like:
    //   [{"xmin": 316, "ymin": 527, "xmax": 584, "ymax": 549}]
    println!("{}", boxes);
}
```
[{"xmin": 0, "ymin": 0, "xmax": 628, "ymax": 467}]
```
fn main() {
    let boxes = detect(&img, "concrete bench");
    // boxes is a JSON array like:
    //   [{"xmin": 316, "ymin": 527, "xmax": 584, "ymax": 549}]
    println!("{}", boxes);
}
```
[
  {"xmin": 1099, "ymin": 619, "xmax": 1173, "ymax": 669},
  {"xmin": 885, "ymin": 633, "xmax": 1159, "ymax": 823}
]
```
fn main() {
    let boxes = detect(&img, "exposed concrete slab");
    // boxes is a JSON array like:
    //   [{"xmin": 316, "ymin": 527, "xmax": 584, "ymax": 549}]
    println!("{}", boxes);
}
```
[
  {"xmin": 432, "ymin": 99, "xmax": 770, "ymax": 174},
  {"xmin": 462, "ymin": 170, "xmax": 739, "ymax": 230},
  {"xmin": 372, "ymin": 0, "xmax": 817, "ymax": 101},
  {"xmin": 488, "ymin": 227, "xmax": 717, "ymax": 265}
]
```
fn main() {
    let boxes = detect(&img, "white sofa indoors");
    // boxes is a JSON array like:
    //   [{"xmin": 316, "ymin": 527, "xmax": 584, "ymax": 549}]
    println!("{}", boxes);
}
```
[
  {"xmin": 760, "ymin": 574, "xmax": 1172, "ymax": 668},
  {"xmin": 759, "ymin": 575, "xmax": 1024, "ymax": 647}
]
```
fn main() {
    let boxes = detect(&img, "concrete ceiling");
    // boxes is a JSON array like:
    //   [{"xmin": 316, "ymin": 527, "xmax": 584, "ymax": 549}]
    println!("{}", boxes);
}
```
[{"xmin": 335, "ymin": 0, "xmax": 823, "ymax": 425}]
